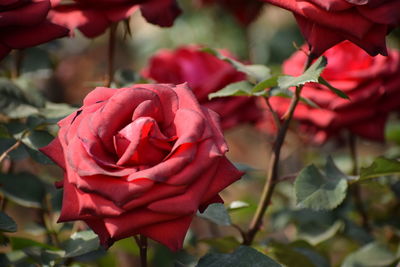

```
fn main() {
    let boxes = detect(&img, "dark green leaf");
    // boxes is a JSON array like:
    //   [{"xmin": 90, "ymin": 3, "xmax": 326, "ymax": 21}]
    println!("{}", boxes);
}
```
[
  {"xmin": 0, "ymin": 173, "xmax": 46, "ymax": 208},
  {"xmin": 10, "ymin": 237, "xmax": 56, "ymax": 250},
  {"xmin": 0, "ymin": 125, "xmax": 9, "ymax": 138},
  {"xmin": 0, "ymin": 211, "xmax": 17, "ymax": 232},
  {"xmin": 359, "ymin": 157, "xmax": 400, "ymax": 181},
  {"xmin": 22, "ymin": 130, "xmax": 54, "ymax": 164},
  {"xmin": 197, "ymin": 203, "xmax": 231, "ymax": 226},
  {"xmin": 62, "ymin": 230, "xmax": 100, "ymax": 258},
  {"xmin": 197, "ymin": 246, "xmax": 281, "ymax": 267},
  {"xmin": 342, "ymin": 242, "xmax": 396, "ymax": 267},
  {"xmin": 278, "ymin": 57, "xmax": 327, "ymax": 89},
  {"xmin": 295, "ymin": 157, "xmax": 348, "ymax": 210},
  {"xmin": 0, "ymin": 78, "xmax": 41, "ymax": 118},
  {"xmin": 267, "ymin": 241, "xmax": 323, "ymax": 267},
  {"xmin": 39, "ymin": 102, "xmax": 77, "ymax": 121},
  {"xmin": 318, "ymin": 77, "xmax": 349, "ymax": 99},
  {"xmin": 208, "ymin": 81, "xmax": 254, "ymax": 99},
  {"xmin": 0, "ymin": 138, "xmax": 28, "ymax": 160}
]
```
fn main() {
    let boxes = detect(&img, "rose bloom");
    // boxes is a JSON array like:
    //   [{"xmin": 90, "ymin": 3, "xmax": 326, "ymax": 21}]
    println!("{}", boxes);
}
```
[
  {"xmin": 261, "ymin": 0, "xmax": 400, "ymax": 57},
  {"xmin": 195, "ymin": 0, "xmax": 264, "ymax": 25},
  {"xmin": 40, "ymin": 83, "xmax": 242, "ymax": 250},
  {"xmin": 49, "ymin": 0, "xmax": 181, "ymax": 38},
  {"xmin": 0, "ymin": 0, "xmax": 68, "ymax": 59},
  {"xmin": 142, "ymin": 45, "xmax": 262, "ymax": 130},
  {"xmin": 265, "ymin": 41, "xmax": 400, "ymax": 144}
]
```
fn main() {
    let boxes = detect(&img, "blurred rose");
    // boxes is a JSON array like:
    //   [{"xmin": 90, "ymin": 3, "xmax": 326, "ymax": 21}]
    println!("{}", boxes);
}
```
[
  {"xmin": 142, "ymin": 45, "xmax": 262, "ymax": 130},
  {"xmin": 40, "ymin": 83, "xmax": 242, "ymax": 250},
  {"xmin": 262, "ymin": 0, "xmax": 400, "ymax": 57},
  {"xmin": 196, "ymin": 0, "xmax": 263, "ymax": 25},
  {"xmin": 49, "ymin": 0, "xmax": 181, "ymax": 38},
  {"xmin": 264, "ymin": 41, "xmax": 400, "ymax": 143},
  {"xmin": 0, "ymin": 0, "xmax": 68, "ymax": 59}
]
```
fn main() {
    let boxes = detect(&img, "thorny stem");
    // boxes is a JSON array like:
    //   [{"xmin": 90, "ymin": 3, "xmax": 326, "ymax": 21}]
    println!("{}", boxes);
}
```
[
  {"xmin": 243, "ymin": 54, "xmax": 315, "ymax": 245},
  {"xmin": 105, "ymin": 23, "xmax": 118, "ymax": 87},
  {"xmin": 348, "ymin": 133, "xmax": 371, "ymax": 232}
]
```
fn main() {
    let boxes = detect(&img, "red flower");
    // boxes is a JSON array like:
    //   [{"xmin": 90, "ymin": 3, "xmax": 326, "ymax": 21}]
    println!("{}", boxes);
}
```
[
  {"xmin": 195, "ymin": 0, "xmax": 264, "ymax": 26},
  {"xmin": 262, "ymin": 0, "xmax": 400, "ymax": 57},
  {"xmin": 142, "ymin": 45, "xmax": 262, "ymax": 130},
  {"xmin": 0, "ymin": 0, "xmax": 68, "ymax": 60},
  {"xmin": 40, "ymin": 83, "xmax": 242, "ymax": 250},
  {"xmin": 49, "ymin": 0, "xmax": 181, "ymax": 38},
  {"xmin": 267, "ymin": 41, "xmax": 400, "ymax": 143}
]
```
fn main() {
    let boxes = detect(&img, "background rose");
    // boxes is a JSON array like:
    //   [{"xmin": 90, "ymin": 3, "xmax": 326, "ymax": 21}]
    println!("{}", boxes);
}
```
[
  {"xmin": 265, "ymin": 41, "xmax": 400, "ymax": 143},
  {"xmin": 262, "ymin": 0, "xmax": 400, "ymax": 57},
  {"xmin": 142, "ymin": 45, "xmax": 262, "ymax": 130},
  {"xmin": 49, "ymin": 0, "xmax": 181, "ymax": 38},
  {"xmin": 40, "ymin": 83, "xmax": 242, "ymax": 250},
  {"xmin": 195, "ymin": 0, "xmax": 264, "ymax": 26},
  {"xmin": 0, "ymin": 0, "xmax": 68, "ymax": 59}
]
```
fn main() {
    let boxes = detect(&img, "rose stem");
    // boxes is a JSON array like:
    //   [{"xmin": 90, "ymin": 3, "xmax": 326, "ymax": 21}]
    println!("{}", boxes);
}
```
[
  {"xmin": 348, "ymin": 133, "xmax": 371, "ymax": 232},
  {"xmin": 243, "ymin": 53, "xmax": 315, "ymax": 245},
  {"xmin": 11, "ymin": 50, "xmax": 24, "ymax": 79},
  {"xmin": 139, "ymin": 235, "xmax": 148, "ymax": 267},
  {"xmin": 105, "ymin": 23, "xmax": 118, "ymax": 87}
]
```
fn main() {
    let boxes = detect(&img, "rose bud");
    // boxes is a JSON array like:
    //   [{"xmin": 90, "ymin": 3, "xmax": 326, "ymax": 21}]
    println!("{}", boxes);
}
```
[
  {"xmin": 142, "ymin": 45, "xmax": 262, "ymax": 130},
  {"xmin": 40, "ymin": 83, "xmax": 243, "ymax": 250},
  {"xmin": 0, "ymin": 0, "xmax": 68, "ymax": 60},
  {"xmin": 263, "ymin": 41, "xmax": 400, "ymax": 144},
  {"xmin": 261, "ymin": 0, "xmax": 400, "ymax": 57},
  {"xmin": 49, "ymin": 0, "xmax": 181, "ymax": 38}
]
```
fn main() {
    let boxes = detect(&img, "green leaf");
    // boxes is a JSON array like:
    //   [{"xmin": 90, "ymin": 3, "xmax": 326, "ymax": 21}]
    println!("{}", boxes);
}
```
[
  {"xmin": 0, "ymin": 78, "xmax": 40, "ymax": 118},
  {"xmin": 208, "ymin": 81, "xmax": 254, "ymax": 99},
  {"xmin": 10, "ymin": 237, "xmax": 56, "ymax": 250},
  {"xmin": 0, "ymin": 211, "xmax": 17, "ymax": 232},
  {"xmin": 298, "ymin": 220, "xmax": 343, "ymax": 245},
  {"xmin": 62, "ymin": 230, "xmax": 100, "ymax": 258},
  {"xmin": 201, "ymin": 236, "xmax": 241, "ymax": 253},
  {"xmin": 197, "ymin": 203, "xmax": 232, "ymax": 226},
  {"xmin": 360, "ymin": 157, "xmax": 400, "ymax": 181},
  {"xmin": 295, "ymin": 157, "xmax": 348, "ymax": 210},
  {"xmin": 197, "ymin": 246, "xmax": 281, "ymax": 267},
  {"xmin": 278, "ymin": 57, "xmax": 327, "ymax": 89},
  {"xmin": 0, "ymin": 173, "xmax": 46, "ymax": 208},
  {"xmin": 267, "ymin": 241, "xmax": 325, "ymax": 267},
  {"xmin": 252, "ymin": 76, "xmax": 279, "ymax": 94},
  {"xmin": 202, "ymin": 48, "xmax": 271, "ymax": 83},
  {"xmin": 22, "ymin": 130, "xmax": 54, "ymax": 164},
  {"xmin": 342, "ymin": 242, "xmax": 397, "ymax": 267},
  {"xmin": 318, "ymin": 77, "xmax": 349, "ymax": 100},
  {"xmin": 40, "ymin": 101, "xmax": 77, "ymax": 121}
]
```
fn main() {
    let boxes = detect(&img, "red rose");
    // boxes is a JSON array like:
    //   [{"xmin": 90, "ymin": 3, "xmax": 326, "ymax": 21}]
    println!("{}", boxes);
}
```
[
  {"xmin": 266, "ymin": 41, "xmax": 400, "ymax": 143},
  {"xmin": 262, "ymin": 0, "xmax": 400, "ymax": 57},
  {"xmin": 49, "ymin": 0, "xmax": 181, "ymax": 38},
  {"xmin": 142, "ymin": 45, "xmax": 262, "ymax": 129},
  {"xmin": 195, "ymin": 0, "xmax": 263, "ymax": 25},
  {"xmin": 40, "ymin": 83, "xmax": 242, "ymax": 250},
  {"xmin": 0, "ymin": 0, "xmax": 68, "ymax": 59}
]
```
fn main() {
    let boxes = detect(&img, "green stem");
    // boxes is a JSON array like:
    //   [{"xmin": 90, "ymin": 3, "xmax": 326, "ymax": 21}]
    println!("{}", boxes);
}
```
[
  {"xmin": 134, "ymin": 235, "xmax": 148, "ymax": 267},
  {"xmin": 105, "ymin": 23, "xmax": 118, "ymax": 87},
  {"xmin": 348, "ymin": 133, "xmax": 371, "ymax": 232},
  {"xmin": 243, "ymin": 54, "xmax": 315, "ymax": 245}
]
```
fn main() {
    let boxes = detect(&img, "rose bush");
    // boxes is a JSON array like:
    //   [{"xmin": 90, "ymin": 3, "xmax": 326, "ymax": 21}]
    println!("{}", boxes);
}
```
[
  {"xmin": 142, "ymin": 45, "xmax": 261, "ymax": 129},
  {"xmin": 195, "ymin": 0, "xmax": 263, "ymax": 26},
  {"xmin": 40, "ymin": 83, "xmax": 242, "ymax": 250},
  {"xmin": 0, "ymin": 0, "xmax": 68, "ymax": 59},
  {"xmin": 262, "ymin": 0, "xmax": 400, "ymax": 57},
  {"xmin": 49, "ymin": 0, "xmax": 181, "ymax": 38},
  {"xmin": 266, "ymin": 41, "xmax": 400, "ymax": 143}
]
